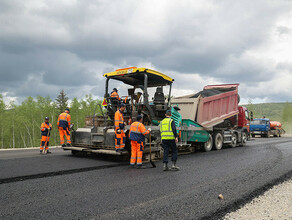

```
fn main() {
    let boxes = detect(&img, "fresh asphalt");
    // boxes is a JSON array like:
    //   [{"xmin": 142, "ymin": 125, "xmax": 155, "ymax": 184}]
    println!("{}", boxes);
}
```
[{"xmin": 0, "ymin": 137, "xmax": 292, "ymax": 220}]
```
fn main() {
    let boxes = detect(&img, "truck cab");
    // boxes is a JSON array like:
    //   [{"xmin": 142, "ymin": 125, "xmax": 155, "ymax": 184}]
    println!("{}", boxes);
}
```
[
  {"xmin": 250, "ymin": 118, "xmax": 270, "ymax": 137},
  {"xmin": 237, "ymin": 106, "xmax": 251, "ymax": 134}
]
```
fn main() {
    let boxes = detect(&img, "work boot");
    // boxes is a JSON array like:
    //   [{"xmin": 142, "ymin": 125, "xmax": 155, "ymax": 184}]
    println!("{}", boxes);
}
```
[
  {"xmin": 130, "ymin": 164, "xmax": 135, "ymax": 168},
  {"xmin": 66, "ymin": 143, "xmax": 71, "ymax": 147},
  {"xmin": 46, "ymin": 150, "xmax": 51, "ymax": 154},
  {"xmin": 40, "ymin": 150, "xmax": 43, "ymax": 154},
  {"xmin": 171, "ymin": 161, "xmax": 180, "ymax": 171},
  {"xmin": 61, "ymin": 144, "xmax": 66, "ymax": 148},
  {"xmin": 163, "ymin": 163, "xmax": 169, "ymax": 171},
  {"xmin": 136, "ymin": 165, "xmax": 146, "ymax": 169}
]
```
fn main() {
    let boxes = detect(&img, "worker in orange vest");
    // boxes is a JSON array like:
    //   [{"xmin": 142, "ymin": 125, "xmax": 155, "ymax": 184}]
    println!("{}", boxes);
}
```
[
  {"xmin": 111, "ymin": 88, "xmax": 121, "ymax": 101},
  {"xmin": 114, "ymin": 103, "xmax": 126, "ymax": 152},
  {"xmin": 129, "ymin": 115, "xmax": 151, "ymax": 169},
  {"xmin": 40, "ymin": 116, "xmax": 52, "ymax": 154},
  {"xmin": 57, "ymin": 108, "xmax": 71, "ymax": 147}
]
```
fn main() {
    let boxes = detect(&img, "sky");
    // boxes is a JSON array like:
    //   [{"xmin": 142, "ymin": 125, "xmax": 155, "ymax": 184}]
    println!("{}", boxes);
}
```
[{"xmin": 1, "ymin": 0, "xmax": 292, "ymax": 105}]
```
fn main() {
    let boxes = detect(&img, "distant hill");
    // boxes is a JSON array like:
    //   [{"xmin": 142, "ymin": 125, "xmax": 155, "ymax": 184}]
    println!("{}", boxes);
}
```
[
  {"xmin": 242, "ymin": 102, "xmax": 286, "ymax": 121},
  {"xmin": 242, "ymin": 102, "xmax": 292, "ymax": 134}
]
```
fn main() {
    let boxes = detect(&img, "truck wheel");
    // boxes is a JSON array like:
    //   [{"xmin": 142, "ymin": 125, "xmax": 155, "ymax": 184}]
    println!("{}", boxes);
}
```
[
  {"xmin": 266, "ymin": 130, "xmax": 271, "ymax": 138},
  {"xmin": 240, "ymin": 132, "xmax": 247, "ymax": 146},
  {"xmin": 213, "ymin": 132, "xmax": 223, "ymax": 150},
  {"xmin": 230, "ymin": 133, "xmax": 237, "ymax": 148},
  {"xmin": 251, "ymin": 134, "xmax": 255, "ymax": 138},
  {"xmin": 203, "ymin": 134, "xmax": 213, "ymax": 152}
]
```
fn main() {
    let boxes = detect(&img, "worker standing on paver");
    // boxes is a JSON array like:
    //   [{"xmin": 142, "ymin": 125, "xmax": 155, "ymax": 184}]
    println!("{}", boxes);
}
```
[
  {"xmin": 129, "ymin": 115, "xmax": 151, "ymax": 169},
  {"xmin": 111, "ymin": 88, "xmax": 121, "ymax": 101},
  {"xmin": 160, "ymin": 110, "xmax": 180, "ymax": 171},
  {"xmin": 57, "ymin": 108, "xmax": 71, "ymax": 147},
  {"xmin": 40, "ymin": 116, "xmax": 52, "ymax": 154},
  {"xmin": 114, "ymin": 103, "xmax": 126, "ymax": 152}
]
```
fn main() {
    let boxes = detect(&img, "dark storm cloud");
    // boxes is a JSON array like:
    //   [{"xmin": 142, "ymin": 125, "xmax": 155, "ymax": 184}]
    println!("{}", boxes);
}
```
[{"xmin": 0, "ymin": 0, "xmax": 292, "ymax": 103}]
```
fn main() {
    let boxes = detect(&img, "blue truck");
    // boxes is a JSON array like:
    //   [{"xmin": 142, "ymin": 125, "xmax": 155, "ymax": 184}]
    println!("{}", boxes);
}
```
[{"xmin": 250, "ymin": 118, "xmax": 285, "ymax": 138}]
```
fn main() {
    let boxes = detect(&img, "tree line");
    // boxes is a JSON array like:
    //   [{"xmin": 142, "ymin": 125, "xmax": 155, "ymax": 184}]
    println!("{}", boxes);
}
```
[
  {"xmin": 0, "ymin": 90, "xmax": 102, "ymax": 149},
  {"xmin": 1, "ymin": 94, "xmax": 292, "ymax": 149}
]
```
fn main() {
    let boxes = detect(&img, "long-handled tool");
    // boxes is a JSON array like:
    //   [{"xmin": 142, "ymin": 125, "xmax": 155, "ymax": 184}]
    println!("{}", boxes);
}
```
[
  {"xmin": 42, "ymin": 130, "xmax": 50, "ymax": 155},
  {"xmin": 149, "ymin": 133, "xmax": 156, "ymax": 168}
]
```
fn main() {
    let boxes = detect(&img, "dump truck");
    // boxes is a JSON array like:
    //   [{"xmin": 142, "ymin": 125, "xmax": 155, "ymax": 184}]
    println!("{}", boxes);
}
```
[
  {"xmin": 250, "ymin": 118, "xmax": 285, "ymax": 138},
  {"xmin": 171, "ymin": 84, "xmax": 251, "ymax": 151}
]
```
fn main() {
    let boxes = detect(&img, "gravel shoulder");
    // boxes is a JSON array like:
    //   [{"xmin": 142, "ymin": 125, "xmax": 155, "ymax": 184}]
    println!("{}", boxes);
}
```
[{"xmin": 224, "ymin": 178, "xmax": 292, "ymax": 220}]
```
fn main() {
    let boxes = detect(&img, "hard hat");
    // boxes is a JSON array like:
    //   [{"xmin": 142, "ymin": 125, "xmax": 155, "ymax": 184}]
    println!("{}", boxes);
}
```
[
  {"xmin": 45, "ymin": 116, "xmax": 49, "ymax": 120},
  {"xmin": 65, "ymin": 108, "xmax": 70, "ymax": 112},
  {"xmin": 113, "ymin": 88, "xmax": 118, "ymax": 91},
  {"xmin": 119, "ymin": 103, "xmax": 126, "ymax": 107}
]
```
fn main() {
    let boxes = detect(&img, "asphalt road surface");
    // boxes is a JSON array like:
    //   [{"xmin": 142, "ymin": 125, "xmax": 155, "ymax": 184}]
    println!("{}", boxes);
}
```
[{"xmin": 1, "ymin": 137, "xmax": 292, "ymax": 220}]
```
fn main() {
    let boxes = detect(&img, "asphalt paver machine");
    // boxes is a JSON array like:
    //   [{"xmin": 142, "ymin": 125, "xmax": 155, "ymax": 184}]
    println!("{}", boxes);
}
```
[{"xmin": 63, "ymin": 67, "xmax": 175, "ymax": 158}]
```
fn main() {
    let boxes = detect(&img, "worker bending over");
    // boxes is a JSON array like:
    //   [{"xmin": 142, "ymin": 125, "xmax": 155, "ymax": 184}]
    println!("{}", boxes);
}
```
[
  {"xmin": 129, "ymin": 115, "xmax": 151, "ymax": 169},
  {"xmin": 114, "ymin": 103, "xmax": 126, "ymax": 152},
  {"xmin": 160, "ymin": 110, "xmax": 180, "ymax": 171},
  {"xmin": 57, "ymin": 108, "xmax": 71, "ymax": 147},
  {"xmin": 40, "ymin": 116, "xmax": 52, "ymax": 154}
]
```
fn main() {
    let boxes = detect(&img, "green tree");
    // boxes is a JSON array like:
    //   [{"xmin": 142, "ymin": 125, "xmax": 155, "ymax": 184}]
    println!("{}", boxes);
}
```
[{"xmin": 55, "ymin": 90, "xmax": 69, "ymax": 114}]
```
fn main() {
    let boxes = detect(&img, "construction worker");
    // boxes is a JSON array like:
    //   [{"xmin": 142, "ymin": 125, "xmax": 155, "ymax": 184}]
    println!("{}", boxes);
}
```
[
  {"xmin": 57, "ymin": 108, "xmax": 71, "ymax": 147},
  {"xmin": 40, "ymin": 116, "xmax": 52, "ymax": 154},
  {"xmin": 160, "ymin": 109, "xmax": 180, "ymax": 171},
  {"xmin": 114, "ymin": 103, "xmax": 126, "ymax": 152},
  {"xmin": 129, "ymin": 115, "xmax": 151, "ymax": 169},
  {"xmin": 111, "ymin": 88, "xmax": 121, "ymax": 101}
]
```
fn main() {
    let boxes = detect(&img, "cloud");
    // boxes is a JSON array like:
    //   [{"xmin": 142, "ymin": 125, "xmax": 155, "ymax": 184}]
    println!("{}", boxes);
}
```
[{"xmin": 0, "ymin": 0, "xmax": 292, "ymax": 104}]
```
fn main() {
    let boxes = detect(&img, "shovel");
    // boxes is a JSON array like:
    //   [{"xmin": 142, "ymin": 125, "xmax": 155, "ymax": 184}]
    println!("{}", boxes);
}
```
[{"xmin": 149, "ymin": 134, "xmax": 156, "ymax": 168}]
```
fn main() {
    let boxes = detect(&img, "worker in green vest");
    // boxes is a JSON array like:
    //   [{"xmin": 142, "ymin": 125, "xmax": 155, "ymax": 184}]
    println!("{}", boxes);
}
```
[{"xmin": 160, "ymin": 109, "xmax": 180, "ymax": 171}]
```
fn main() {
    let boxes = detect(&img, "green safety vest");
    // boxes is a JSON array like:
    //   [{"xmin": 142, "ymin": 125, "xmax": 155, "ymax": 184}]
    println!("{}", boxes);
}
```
[{"xmin": 160, "ymin": 118, "xmax": 175, "ymax": 140}]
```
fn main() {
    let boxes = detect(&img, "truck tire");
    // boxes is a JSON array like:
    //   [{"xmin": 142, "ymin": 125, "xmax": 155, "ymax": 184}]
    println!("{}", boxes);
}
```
[
  {"xmin": 240, "ymin": 132, "xmax": 248, "ymax": 147},
  {"xmin": 203, "ymin": 134, "xmax": 213, "ymax": 152},
  {"xmin": 213, "ymin": 132, "xmax": 223, "ymax": 150},
  {"xmin": 251, "ymin": 134, "xmax": 255, "ymax": 138},
  {"xmin": 230, "ymin": 133, "xmax": 237, "ymax": 148}
]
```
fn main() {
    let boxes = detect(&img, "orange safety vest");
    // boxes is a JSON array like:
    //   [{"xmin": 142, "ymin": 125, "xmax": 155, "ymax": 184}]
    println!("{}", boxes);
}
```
[
  {"xmin": 114, "ymin": 110, "xmax": 124, "ymax": 130},
  {"xmin": 41, "ymin": 122, "xmax": 52, "ymax": 136},
  {"xmin": 57, "ymin": 112, "xmax": 71, "ymax": 128},
  {"xmin": 129, "ymin": 121, "xmax": 149, "ymax": 143},
  {"xmin": 111, "ymin": 91, "xmax": 121, "ymax": 100}
]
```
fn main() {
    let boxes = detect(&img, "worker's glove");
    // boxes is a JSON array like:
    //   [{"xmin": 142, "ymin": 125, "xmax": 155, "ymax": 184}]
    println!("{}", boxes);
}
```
[
  {"xmin": 116, "ymin": 129, "xmax": 121, "ymax": 134},
  {"xmin": 148, "ymin": 128, "xmax": 152, "ymax": 132}
]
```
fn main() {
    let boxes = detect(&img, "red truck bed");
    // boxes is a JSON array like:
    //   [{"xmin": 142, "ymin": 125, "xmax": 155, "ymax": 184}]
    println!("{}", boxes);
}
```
[{"xmin": 172, "ymin": 84, "xmax": 239, "ymax": 128}]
